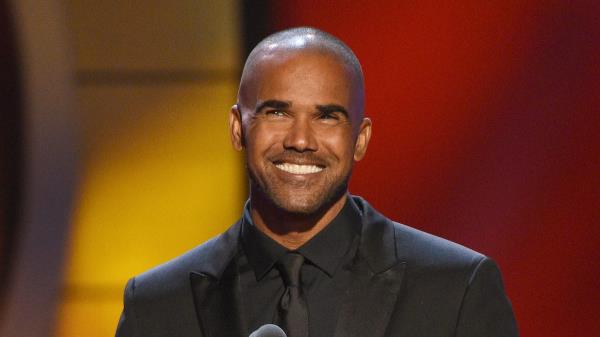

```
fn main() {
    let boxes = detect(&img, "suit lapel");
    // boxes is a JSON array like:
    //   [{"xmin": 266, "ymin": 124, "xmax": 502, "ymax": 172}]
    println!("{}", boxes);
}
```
[
  {"xmin": 334, "ymin": 258, "xmax": 406, "ymax": 337},
  {"xmin": 333, "ymin": 197, "xmax": 406, "ymax": 337},
  {"xmin": 190, "ymin": 260, "xmax": 246, "ymax": 337},
  {"xmin": 188, "ymin": 221, "xmax": 246, "ymax": 337}
]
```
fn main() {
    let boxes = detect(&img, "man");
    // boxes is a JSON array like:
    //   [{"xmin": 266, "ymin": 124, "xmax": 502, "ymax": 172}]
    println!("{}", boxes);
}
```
[{"xmin": 116, "ymin": 27, "xmax": 518, "ymax": 337}]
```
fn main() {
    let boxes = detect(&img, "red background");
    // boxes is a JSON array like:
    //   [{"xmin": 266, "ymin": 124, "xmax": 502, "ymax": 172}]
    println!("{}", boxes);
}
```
[{"xmin": 271, "ymin": 2, "xmax": 600, "ymax": 336}]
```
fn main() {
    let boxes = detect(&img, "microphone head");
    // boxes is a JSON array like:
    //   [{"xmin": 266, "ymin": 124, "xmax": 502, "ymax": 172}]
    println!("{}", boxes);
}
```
[{"xmin": 249, "ymin": 324, "xmax": 287, "ymax": 337}]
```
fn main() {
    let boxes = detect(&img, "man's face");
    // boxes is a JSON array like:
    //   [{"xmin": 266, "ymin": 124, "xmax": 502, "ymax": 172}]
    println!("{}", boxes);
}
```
[{"xmin": 231, "ymin": 50, "xmax": 371, "ymax": 215}]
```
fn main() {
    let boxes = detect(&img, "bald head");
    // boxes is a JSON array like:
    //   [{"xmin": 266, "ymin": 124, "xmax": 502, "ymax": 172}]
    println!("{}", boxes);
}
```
[{"xmin": 238, "ymin": 27, "xmax": 365, "ymax": 121}]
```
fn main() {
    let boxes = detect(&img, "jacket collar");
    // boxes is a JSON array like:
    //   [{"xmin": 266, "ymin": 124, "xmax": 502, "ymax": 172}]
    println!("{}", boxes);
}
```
[
  {"xmin": 333, "ymin": 196, "xmax": 406, "ymax": 337},
  {"xmin": 189, "ymin": 220, "xmax": 245, "ymax": 337},
  {"xmin": 352, "ymin": 195, "xmax": 399, "ymax": 273}
]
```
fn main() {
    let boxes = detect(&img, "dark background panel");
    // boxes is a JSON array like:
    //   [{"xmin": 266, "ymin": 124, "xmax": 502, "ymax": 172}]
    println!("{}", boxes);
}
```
[
  {"xmin": 0, "ymin": 0, "xmax": 22, "ymax": 314},
  {"xmin": 0, "ymin": 1, "xmax": 77, "ymax": 335}
]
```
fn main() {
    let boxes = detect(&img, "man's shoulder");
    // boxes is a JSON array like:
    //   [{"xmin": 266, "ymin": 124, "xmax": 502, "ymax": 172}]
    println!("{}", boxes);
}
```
[
  {"xmin": 131, "ymin": 220, "xmax": 242, "ymax": 298},
  {"xmin": 356, "ymin": 195, "xmax": 494, "ymax": 300},
  {"xmin": 353, "ymin": 195, "xmax": 486, "ymax": 272},
  {"xmin": 392, "ymin": 221, "xmax": 485, "ymax": 269}
]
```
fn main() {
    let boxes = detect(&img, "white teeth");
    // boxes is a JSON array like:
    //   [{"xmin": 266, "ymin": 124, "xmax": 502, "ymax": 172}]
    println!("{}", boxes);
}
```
[{"xmin": 275, "ymin": 163, "xmax": 323, "ymax": 174}]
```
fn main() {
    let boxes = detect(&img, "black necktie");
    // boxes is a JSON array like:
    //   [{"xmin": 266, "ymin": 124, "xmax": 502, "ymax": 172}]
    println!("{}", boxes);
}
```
[{"xmin": 276, "ymin": 252, "xmax": 308, "ymax": 337}]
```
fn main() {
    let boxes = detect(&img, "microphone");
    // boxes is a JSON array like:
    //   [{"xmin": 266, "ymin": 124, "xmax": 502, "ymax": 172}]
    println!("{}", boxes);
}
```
[{"xmin": 249, "ymin": 324, "xmax": 287, "ymax": 337}]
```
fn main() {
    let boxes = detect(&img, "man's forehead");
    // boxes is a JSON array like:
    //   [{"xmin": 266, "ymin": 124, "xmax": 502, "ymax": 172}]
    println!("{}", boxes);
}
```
[{"xmin": 250, "ymin": 50, "xmax": 354, "ymax": 99}]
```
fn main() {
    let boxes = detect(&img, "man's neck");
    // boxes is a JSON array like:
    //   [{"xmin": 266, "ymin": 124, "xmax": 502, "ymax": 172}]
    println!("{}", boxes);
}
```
[{"xmin": 249, "ymin": 194, "xmax": 348, "ymax": 250}]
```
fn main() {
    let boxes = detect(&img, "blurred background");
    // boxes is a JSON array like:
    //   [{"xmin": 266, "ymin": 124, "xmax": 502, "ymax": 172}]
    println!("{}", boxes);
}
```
[{"xmin": 1, "ymin": 0, "xmax": 598, "ymax": 336}]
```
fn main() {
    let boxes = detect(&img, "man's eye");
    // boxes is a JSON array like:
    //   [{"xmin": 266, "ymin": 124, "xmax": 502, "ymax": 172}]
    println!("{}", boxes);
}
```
[
  {"xmin": 319, "ymin": 112, "xmax": 339, "ymax": 120},
  {"xmin": 266, "ymin": 110, "xmax": 286, "ymax": 117}
]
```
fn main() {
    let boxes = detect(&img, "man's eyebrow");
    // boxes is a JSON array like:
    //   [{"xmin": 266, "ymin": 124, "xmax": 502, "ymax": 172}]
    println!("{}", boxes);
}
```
[
  {"xmin": 255, "ymin": 100, "xmax": 291, "ymax": 113},
  {"xmin": 316, "ymin": 104, "xmax": 349, "ymax": 117}
]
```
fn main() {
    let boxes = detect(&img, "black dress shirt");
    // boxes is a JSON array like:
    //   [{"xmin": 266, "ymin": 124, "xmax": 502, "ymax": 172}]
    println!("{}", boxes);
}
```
[{"xmin": 239, "ymin": 198, "xmax": 362, "ymax": 337}]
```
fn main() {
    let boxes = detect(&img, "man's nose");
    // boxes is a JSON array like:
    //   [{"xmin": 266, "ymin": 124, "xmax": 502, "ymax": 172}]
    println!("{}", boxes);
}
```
[{"xmin": 282, "ymin": 118, "xmax": 318, "ymax": 152}]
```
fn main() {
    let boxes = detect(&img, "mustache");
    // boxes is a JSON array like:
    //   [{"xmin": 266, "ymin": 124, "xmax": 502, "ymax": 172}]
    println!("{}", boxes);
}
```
[{"xmin": 268, "ymin": 151, "xmax": 329, "ymax": 167}]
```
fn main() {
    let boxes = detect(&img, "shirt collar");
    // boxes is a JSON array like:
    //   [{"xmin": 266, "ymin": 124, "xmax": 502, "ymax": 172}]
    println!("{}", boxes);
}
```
[
  {"xmin": 241, "ymin": 197, "xmax": 362, "ymax": 281},
  {"xmin": 241, "ymin": 202, "xmax": 287, "ymax": 281}
]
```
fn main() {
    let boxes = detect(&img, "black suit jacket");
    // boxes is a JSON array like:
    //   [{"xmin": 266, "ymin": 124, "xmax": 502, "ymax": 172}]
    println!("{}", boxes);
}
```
[{"xmin": 116, "ymin": 196, "xmax": 518, "ymax": 337}]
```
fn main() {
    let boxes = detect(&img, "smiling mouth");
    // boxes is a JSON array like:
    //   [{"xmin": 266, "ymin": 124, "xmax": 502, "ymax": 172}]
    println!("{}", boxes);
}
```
[{"xmin": 274, "ymin": 163, "xmax": 324, "ymax": 174}]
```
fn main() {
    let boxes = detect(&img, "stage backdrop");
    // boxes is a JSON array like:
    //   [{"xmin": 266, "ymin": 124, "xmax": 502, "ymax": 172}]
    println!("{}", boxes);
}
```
[{"xmin": 265, "ymin": 1, "xmax": 600, "ymax": 336}]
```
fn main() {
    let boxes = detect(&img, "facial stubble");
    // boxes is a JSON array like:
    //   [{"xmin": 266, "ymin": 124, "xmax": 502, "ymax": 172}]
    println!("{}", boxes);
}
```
[{"xmin": 246, "ymin": 155, "xmax": 352, "ymax": 216}]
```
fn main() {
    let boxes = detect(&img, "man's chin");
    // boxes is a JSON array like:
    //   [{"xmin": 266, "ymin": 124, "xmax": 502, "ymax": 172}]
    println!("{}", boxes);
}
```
[
  {"xmin": 270, "ymin": 196, "xmax": 322, "ymax": 215},
  {"xmin": 269, "ymin": 189, "xmax": 345, "ymax": 216}
]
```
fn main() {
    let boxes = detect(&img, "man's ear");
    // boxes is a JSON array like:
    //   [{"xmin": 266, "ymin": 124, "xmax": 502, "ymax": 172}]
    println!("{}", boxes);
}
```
[
  {"xmin": 229, "ymin": 104, "xmax": 244, "ymax": 151},
  {"xmin": 353, "ymin": 117, "xmax": 372, "ymax": 161}
]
